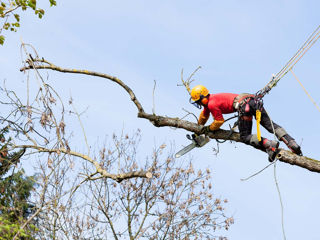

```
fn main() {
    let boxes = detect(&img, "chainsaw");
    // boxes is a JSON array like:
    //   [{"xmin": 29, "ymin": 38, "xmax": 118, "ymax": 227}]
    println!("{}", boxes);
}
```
[{"xmin": 175, "ymin": 134, "xmax": 210, "ymax": 158}]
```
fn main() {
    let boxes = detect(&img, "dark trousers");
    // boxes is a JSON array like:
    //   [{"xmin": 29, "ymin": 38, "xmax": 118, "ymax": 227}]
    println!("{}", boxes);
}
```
[{"xmin": 238, "ymin": 99, "xmax": 282, "ymax": 145}]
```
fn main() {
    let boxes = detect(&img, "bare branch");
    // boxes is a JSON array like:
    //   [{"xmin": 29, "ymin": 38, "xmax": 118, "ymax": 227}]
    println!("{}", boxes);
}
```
[
  {"xmin": 13, "ymin": 144, "xmax": 152, "ymax": 182},
  {"xmin": 181, "ymin": 108, "xmax": 198, "ymax": 122},
  {"xmin": 178, "ymin": 66, "xmax": 202, "ymax": 94},
  {"xmin": 20, "ymin": 58, "xmax": 145, "ymax": 113},
  {"xmin": 152, "ymin": 80, "xmax": 156, "ymax": 115}
]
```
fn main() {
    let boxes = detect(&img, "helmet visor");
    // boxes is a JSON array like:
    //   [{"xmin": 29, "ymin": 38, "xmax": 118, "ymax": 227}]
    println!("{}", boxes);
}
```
[{"xmin": 189, "ymin": 97, "xmax": 202, "ymax": 109}]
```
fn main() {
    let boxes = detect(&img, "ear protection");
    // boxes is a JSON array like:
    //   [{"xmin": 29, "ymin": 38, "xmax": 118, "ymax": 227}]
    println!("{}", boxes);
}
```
[
  {"xmin": 201, "ymin": 96, "xmax": 208, "ymax": 105},
  {"xmin": 190, "ymin": 94, "xmax": 209, "ymax": 109}
]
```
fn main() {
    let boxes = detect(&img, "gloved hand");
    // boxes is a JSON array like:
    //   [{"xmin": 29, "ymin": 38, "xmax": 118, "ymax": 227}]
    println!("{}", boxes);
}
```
[{"xmin": 200, "ymin": 125, "xmax": 212, "ymax": 135}]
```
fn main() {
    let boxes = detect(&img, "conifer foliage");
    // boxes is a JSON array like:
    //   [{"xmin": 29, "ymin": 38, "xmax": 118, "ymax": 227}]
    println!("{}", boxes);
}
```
[{"xmin": 0, "ymin": 127, "xmax": 36, "ymax": 239}]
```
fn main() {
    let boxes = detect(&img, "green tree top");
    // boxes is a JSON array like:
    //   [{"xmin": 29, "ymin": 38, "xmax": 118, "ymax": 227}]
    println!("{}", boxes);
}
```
[{"xmin": 0, "ymin": 0, "xmax": 57, "ymax": 45}]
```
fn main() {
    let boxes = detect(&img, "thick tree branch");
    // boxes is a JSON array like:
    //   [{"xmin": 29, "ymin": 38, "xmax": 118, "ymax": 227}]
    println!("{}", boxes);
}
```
[
  {"xmin": 138, "ymin": 112, "xmax": 320, "ymax": 172},
  {"xmin": 20, "ymin": 59, "xmax": 320, "ymax": 173}
]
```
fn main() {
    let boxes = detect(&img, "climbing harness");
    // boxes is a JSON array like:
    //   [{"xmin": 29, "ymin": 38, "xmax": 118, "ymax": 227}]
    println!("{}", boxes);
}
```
[{"xmin": 233, "ymin": 93, "xmax": 264, "ymax": 141}]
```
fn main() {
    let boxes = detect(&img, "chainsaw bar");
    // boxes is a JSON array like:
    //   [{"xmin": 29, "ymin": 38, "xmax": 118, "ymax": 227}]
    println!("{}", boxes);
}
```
[{"xmin": 175, "ymin": 134, "xmax": 210, "ymax": 158}]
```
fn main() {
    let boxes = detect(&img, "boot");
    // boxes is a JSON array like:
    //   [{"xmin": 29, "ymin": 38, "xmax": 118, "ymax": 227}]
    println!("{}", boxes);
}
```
[
  {"xmin": 275, "ymin": 128, "xmax": 302, "ymax": 156},
  {"xmin": 282, "ymin": 135, "xmax": 302, "ymax": 156},
  {"xmin": 262, "ymin": 138, "xmax": 280, "ymax": 162}
]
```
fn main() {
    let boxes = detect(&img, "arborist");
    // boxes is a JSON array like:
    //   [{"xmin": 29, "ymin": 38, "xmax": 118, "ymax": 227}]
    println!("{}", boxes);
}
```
[{"xmin": 189, "ymin": 85, "xmax": 302, "ymax": 161}]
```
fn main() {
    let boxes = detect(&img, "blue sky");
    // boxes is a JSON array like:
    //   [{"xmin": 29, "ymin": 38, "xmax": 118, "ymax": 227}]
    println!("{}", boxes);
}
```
[{"xmin": 1, "ymin": 0, "xmax": 320, "ymax": 239}]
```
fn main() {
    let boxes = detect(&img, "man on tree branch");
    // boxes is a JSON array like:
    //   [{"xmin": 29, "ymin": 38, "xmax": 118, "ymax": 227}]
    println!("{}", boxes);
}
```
[{"xmin": 190, "ymin": 85, "xmax": 302, "ymax": 161}]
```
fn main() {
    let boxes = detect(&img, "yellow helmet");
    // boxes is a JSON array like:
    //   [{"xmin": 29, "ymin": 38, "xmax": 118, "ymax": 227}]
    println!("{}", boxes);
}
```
[{"xmin": 190, "ymin": 85, "xmax": 209, "ymax": 101}]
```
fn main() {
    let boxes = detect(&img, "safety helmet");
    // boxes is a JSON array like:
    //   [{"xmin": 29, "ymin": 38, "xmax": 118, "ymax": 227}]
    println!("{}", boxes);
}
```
[
  {"xmin": 190, "ymin": 85, "xmax": 209, "ymax": 101},
  {"xmin": 189, "ymin": 85, "xmax": 209, "ymax": 109}
]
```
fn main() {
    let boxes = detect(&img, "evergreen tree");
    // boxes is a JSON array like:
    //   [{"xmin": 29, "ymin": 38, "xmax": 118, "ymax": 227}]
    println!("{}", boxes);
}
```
[{"xmin": 0, "ymin": 127, "xmax": 36, "ymax": 239}]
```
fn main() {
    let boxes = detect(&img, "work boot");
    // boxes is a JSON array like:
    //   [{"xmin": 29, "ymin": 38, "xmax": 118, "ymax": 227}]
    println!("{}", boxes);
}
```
[
  {"xmin": 281, "ymin": 135, "xmax": 302, "ymax": 156},
  {"xmin": 262, "ymin": 138, "xmax": 280, "ymax": 162},
  {"xmin": 284, "ymin": 138, "xmax": 302, "ymax": 156},
  {"xmin": 275, "ymin": 128, "xmax": 302, "ymax": 156}
]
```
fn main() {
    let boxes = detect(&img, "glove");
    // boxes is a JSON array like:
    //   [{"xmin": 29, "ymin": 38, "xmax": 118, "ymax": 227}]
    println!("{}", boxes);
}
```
[{"xmin": 200, "ymin": 125, "xmax": 212, "ymax": 135}]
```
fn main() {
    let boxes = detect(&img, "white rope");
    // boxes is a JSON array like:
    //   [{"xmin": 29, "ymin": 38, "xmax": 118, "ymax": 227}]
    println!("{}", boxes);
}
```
[
  {"xmin": 260, "ymin": 25, "xmax": 320, "ymax": 93},
  {"xmin": 274, "ymin": 162, "xmax": 287, "ymax": 240},
  {"xmin": 290, "ymin": 69, "xmax": 320, "ymax": 113},
  {"xmin": 241, "ymin": 107, "xmax": 287, "ymax": 240},
  {"xmin": 265, "ymin": 109, "xmax": 287, "ymax": 240},
  {"xmin": 274, "ymin": 25, "xmax": 320, "ymax": 82}
]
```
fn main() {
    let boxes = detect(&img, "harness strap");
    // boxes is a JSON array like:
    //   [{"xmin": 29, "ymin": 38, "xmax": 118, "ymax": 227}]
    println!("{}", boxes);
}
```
[
  {"xmin": 233, "ymin": 93, "xmax": 255, "ymax": 110},
  {"xmin": 240, "ymin": 116, "xmax": 253, "ymax": 121},
  {"xmin": 256, "ymin": 110, "xmax": 262, "ymax": 141}
]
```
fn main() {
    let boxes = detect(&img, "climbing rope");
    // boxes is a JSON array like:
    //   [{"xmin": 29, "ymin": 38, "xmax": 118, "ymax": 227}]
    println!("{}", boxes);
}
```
[
  {"xmin": 241, "ymin": 108, "xmax": 287, "ymax": 240},
  {"xmin": 266, "ymin": 109, "xmax": 287, "ymax": 240},
  {"xmin": 290, "ymin": 69, "xmax": 320, "ymax": 113},
  {"xmin": 274, "ymin": 163, "xmax": 287, "ymax": 240},
  {"xmin": 275, "ymin": 25, "xmax": 320, "ymax": 82},
  {"xmin": 253, "ymin": 25, "xmax": 320, "ymax": 142},
  {"xmin": 257, "ymin": 25, "xmax": 320, "ymax": 99}
]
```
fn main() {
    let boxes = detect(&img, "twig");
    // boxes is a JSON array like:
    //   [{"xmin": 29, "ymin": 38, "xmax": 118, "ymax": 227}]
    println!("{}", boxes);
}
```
[
  {"xmin": 152, "ymin": 80, "xmax": 156, "ymax": 115},
  {"xmin": 181, "ymin": 108, "xmax": 198, "ymax": 122},
  {"xmin": 178, "ymin": 66, "xmax": 202, "ymax": 94},
  {"xmin": 70, "ymin": 172, "xmax": 100, "ymax": 197},
  {"xmin": 186, "ymin": 66, "xmax": 202, "ymax": 83},
  {"xmin": 71, "ymin": 100, "xmax": 90, "ymax": 156},
  {"xmin": 2, "ymin": 6, "xmax": 20, "ymax": 17}
]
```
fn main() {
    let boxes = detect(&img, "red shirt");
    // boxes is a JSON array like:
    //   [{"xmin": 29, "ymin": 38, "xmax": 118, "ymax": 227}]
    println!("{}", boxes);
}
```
[{"xmin": 203, "ymin": 93, "xmax": 238, "ymax": 121}]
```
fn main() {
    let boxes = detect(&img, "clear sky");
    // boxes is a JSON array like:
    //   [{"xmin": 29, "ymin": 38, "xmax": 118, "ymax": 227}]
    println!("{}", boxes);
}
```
[{"xmin": 1, "ymin": 0, "xmax": 320, "ymax": 239}]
